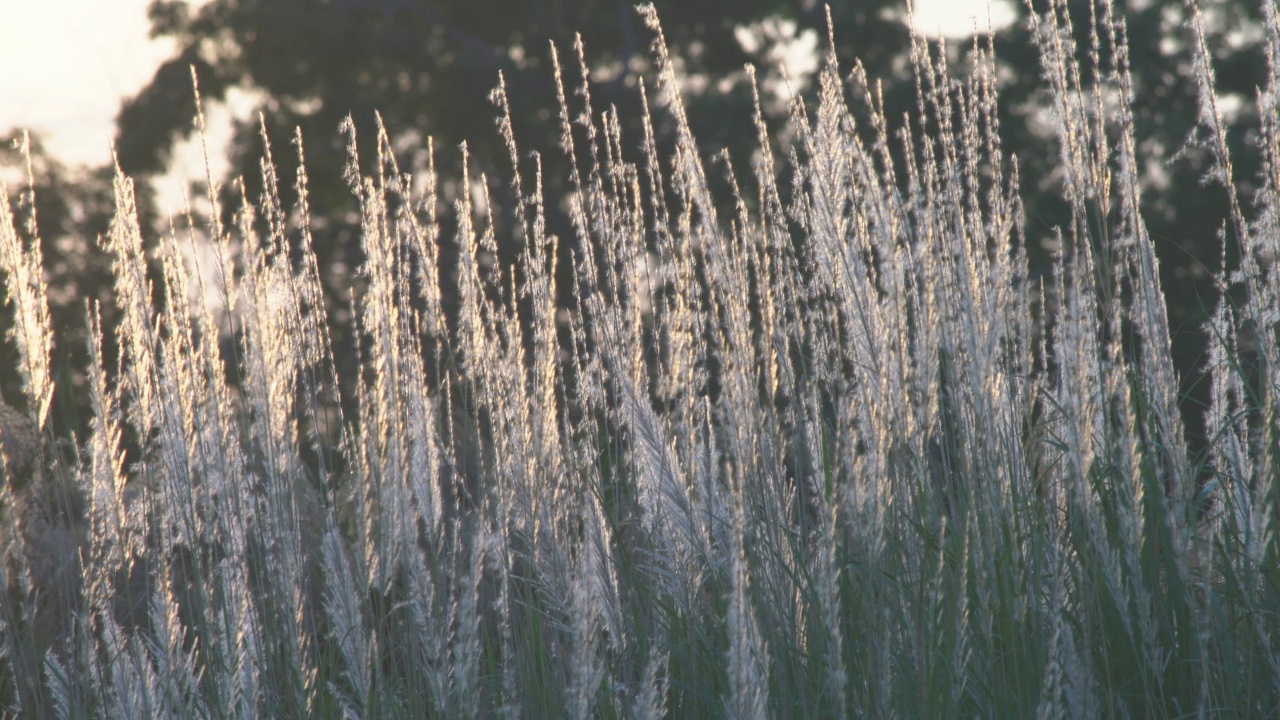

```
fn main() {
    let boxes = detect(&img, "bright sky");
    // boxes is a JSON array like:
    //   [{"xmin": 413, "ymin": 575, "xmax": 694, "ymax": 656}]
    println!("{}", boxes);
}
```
[
  {"xmin": 0, "ymin": 0, "xmax": 1013, "ymax": 170},
  {"xmin": 0, "ymin": 0, "xmax": 175, "ymax": 166}
]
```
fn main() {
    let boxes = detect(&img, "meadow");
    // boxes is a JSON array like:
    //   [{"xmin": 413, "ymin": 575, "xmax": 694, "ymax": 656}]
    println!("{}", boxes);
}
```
[{"xmin": 1, "ymin": 1, "xmax": 1278, "ymax": 717}]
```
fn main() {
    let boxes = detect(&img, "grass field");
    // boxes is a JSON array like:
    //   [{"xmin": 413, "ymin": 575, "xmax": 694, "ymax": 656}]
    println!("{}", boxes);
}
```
[{"xmin": 1, "ymin": 1, "xmax": 1278, "ymax": 717}]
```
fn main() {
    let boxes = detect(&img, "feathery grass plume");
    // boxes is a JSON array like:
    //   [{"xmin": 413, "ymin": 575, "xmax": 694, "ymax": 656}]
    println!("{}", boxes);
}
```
[
  {"xmin": 565, "ymin": 509, "xmax": 605, "ymax": 720},
  {"xmin": 0, "ymin": 133, "xmax": 54, "ymax": 429},
  {"xmin": 0, "ymin": 402, "xmax": 37, "ymax": 486},
  {"xmin": 1191, "ymin": 0, "xmax": 1280, "ymax": 696},
  {"xmin": 402, "ymin": 546, "xmax": 450, "ymax": 716},
  {"xmin": 344, "ymin": 116, "xmax": 412, "ymax": 589},
  {"xmin": 724, "ymin": 470, "xmax": 768, "ymax": 720},
  {"xmin": 449, "ymin": 529, "xmax": 487, "ymax": 719},
  {"xmin": 82, "ymin": 303, "xmax": 132, "ymax": 667},
  {"xmin": 630, "ymin": 644, "xmax": 670, "ymax": 720},
  {"xmin": 2, "ymin": 0, "xmax": 1280, "ymax": 715},
  {"xmin": 320, "ymin": 520, "xmax": 369, "ymax": 716},
  {"xmin": 104, "ymin": 156, "xmax": 162, "ymax": 454},
  {"xmin": 140, "ymin": 561, "xmax": 207, "ymax": 718}
]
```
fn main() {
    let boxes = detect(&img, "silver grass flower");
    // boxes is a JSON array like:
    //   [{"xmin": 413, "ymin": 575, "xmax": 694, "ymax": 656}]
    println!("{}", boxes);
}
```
[{"xmin": 0, "ymin": 401, "xmax": 37, "ymax": 485}]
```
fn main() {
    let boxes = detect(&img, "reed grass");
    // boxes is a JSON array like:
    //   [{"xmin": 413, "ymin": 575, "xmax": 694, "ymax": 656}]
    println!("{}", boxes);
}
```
[{"xmin": 0, "ymin": 1, "xmax": 1278, "ymax": 717}]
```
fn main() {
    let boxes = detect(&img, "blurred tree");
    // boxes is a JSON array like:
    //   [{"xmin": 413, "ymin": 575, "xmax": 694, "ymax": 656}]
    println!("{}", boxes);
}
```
[{"xmin": 118, "ymin": 0, "xmax": 916, "ymax": 195}]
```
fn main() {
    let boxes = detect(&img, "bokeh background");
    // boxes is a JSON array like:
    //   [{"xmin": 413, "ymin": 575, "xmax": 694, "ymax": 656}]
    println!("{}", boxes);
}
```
[{"xmin": 1, "ymin": 0, "xmax": 1007, "ymax": 208}]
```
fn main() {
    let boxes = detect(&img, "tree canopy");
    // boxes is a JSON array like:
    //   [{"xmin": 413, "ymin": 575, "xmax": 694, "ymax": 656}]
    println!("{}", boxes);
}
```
[{"xmin": 116, "ymin": 0, "xmax": 914, "ymax": 211}]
